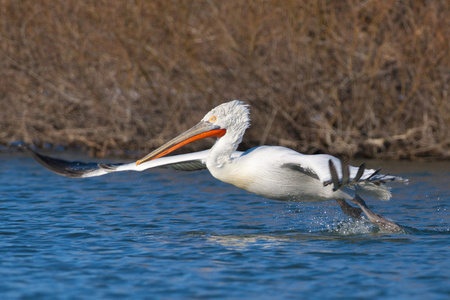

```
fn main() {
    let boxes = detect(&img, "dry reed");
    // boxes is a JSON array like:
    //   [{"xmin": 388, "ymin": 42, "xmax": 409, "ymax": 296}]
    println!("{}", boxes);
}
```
[{"xmin": 1, "ymin": 0, "xmax": 449, "ymax": 159}]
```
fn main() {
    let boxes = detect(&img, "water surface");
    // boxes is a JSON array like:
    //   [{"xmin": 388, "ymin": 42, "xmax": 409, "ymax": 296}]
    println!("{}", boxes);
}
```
[{"xmin": 1, "ymin": 152, "xmax": 449, "ymax": 299}]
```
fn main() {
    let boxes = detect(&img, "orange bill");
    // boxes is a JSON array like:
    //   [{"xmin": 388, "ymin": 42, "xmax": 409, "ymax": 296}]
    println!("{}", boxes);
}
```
[{"xmin": 136, "ymin": 121, "xmax": 226, "ymax": 165}]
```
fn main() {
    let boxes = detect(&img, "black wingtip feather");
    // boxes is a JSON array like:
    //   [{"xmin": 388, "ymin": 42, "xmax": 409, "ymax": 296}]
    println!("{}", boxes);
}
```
[
  {"xmin": 98, "ymin": 163, "xmax": 118, "ymax": 171},
  {"xmin": 28, "ymin": 146, "xmax": 99, "ymax": 178},
  {"xmin": 328, "ymin": 160, "xmax": 340, "ymax": 191},
  {"xmin": 350, "ymin": 163, "xmax": 366, "ymax": 185},
  {"xmin": 341, "ymin": 157, "xmax": 350, "ymax": 186},
  {"xmin": 366, "ymin": 168, "xmax": 381, "ymax": 181}
]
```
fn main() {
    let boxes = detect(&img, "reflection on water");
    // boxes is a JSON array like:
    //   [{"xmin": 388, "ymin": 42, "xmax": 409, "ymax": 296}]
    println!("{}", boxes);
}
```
[
  {"xmin": 0, "ymin": 153, "xmax": 449, "ymax": 299},
  {"xmin": 208, "ymin": 234, "xmax": 291, "ymax": 251}
]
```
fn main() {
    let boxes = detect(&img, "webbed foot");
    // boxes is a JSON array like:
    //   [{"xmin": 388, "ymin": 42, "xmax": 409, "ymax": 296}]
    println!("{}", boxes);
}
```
[
  {"xmin": 336, "ymin": 199, "xmax": 363, "ymax": 219},
  {"xmin": 351, "ymin": 195, "xmax": 404, "ymax": 233}
]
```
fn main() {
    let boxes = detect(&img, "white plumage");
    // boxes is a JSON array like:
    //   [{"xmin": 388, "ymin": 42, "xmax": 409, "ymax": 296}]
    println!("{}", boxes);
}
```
[{"xmin": 30, "ymin": 100, "xmax": 408, "ymax": 232}]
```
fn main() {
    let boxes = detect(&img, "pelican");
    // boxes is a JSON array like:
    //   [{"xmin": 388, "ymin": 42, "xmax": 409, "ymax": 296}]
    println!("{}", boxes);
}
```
[{"xmin": 30, "ymin": 100, "xmax": 408, "ymax": 232}]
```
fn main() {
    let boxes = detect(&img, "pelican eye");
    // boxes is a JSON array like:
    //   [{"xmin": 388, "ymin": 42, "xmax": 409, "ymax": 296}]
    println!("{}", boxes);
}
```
[{"xmin": 209, "ymin": 116, "xmax": 217, "ymax": 123}]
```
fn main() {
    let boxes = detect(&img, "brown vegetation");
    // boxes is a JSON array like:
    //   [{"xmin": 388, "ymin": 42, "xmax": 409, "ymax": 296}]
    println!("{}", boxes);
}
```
[{"xmin": 1, "ymin": 0, "xmax": 449, "ymax": 159}]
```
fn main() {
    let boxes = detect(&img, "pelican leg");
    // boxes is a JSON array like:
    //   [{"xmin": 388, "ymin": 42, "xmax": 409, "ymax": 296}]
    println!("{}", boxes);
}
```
[
  {"xmin": 351, "ymin": 195, "xmax": 403, "ymax": 233},
  {"xmin": 336, "ymin": 199, "xmax": 362, "ymax": 219}
]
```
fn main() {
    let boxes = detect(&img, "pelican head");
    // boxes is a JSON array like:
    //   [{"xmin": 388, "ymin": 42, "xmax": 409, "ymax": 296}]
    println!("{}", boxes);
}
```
[
  {"xmin": 136, "ymin": 100, "xmax": 250, "ymax": 165},
  {"xmin": 201, "ymin": 100, "xmax": 250, "ymax": 133}
]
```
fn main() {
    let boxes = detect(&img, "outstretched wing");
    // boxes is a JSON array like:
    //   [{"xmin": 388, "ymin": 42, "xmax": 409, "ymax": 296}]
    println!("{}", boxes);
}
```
[
  {"xmin": 29, "ymin": 147, "xmax": 245, "ymax": 178},
  {"xmin": 29, "ymin": 147, "xmax": 209, "ymax": 178}
]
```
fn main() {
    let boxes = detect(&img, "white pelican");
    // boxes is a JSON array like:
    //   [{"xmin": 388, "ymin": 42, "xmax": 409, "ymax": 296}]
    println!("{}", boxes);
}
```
[{"xmin": 30, "ymin": 100, "xmax": 408, "ymax": 232}]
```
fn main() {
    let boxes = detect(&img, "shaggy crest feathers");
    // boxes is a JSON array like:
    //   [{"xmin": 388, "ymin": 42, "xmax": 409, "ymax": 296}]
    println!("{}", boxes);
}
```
[{"xmin": 202, "ymin": 100, "xmax": 250, "ymax": 132}]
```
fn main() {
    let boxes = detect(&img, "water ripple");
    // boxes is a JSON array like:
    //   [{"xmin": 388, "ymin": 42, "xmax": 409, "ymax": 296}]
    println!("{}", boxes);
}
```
[{"xmin": 0, "ymin": 154, "xmax": 448, "ymax": 299}]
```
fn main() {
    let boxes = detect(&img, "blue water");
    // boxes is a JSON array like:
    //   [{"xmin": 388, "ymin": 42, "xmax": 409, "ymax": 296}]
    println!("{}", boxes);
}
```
[{"xmin": 1, "ymin": 152, "xmax": 449, "ymax": 299}]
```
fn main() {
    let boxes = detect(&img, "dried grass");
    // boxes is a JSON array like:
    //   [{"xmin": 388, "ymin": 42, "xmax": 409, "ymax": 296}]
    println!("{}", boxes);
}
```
[{"xmin": 1, "ymin": 0, "xmax": 449, "ymax": 159}]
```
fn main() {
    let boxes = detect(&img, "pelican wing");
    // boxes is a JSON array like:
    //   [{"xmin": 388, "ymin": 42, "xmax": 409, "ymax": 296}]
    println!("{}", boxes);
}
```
[
  {"xmin": 281, "ymin": 153, "xmax": 407, "ymax": 189},
  {"xmin": 29, "ymin": 148, "xmax": 209, "ymax": 178},
  {"xmin": 99, "ymin": 150, "xmax": 243, "ymax": 173},
  {"xmin": 98, "ymin": 150, "xmax": 211, "ymax": 174},
  {"xmin": 29, "ymin": 147, "xmax": 245, "ymax": 178},
  {"xmin": 30, "ymin": 148, "xmax": 106, "ymax": 178}
]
